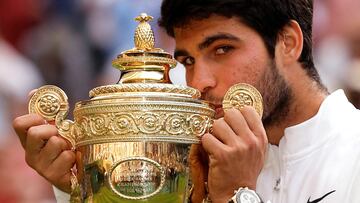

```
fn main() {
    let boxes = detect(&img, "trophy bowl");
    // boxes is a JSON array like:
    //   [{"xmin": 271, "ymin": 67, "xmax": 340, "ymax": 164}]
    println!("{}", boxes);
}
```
[{"xmin": 28, "ymin": 13, "xmax": 263, "ymax": 203}]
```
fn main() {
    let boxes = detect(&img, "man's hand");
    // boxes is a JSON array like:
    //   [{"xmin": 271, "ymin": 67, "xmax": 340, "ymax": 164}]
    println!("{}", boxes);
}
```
[
  {"xmin": 202, "ymin": 106, "xmax": 268, "ymax": 203},
  {"xmin": 189, "ymin": 144, "xmax": 209, "ymax": 203},
  {"xmin": 13, "ymin": 114, "xmax": 75, "ymax": 193}
]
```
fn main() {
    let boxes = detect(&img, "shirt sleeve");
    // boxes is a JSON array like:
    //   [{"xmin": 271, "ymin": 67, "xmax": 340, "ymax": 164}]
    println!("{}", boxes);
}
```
[{"xmin": 53, "ymin": 186, "xmax": 70, "ymax": 203}]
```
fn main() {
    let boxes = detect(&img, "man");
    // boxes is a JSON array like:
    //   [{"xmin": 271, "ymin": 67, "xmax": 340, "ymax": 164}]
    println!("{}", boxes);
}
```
[{"xmin": 13, "ymin": 0, "xmax": 360, "ymax": 203}]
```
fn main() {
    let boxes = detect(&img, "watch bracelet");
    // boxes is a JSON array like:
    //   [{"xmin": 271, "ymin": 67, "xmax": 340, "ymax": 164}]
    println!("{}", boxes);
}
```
[{"xmin": 227, "ymin": 187, "xmax": 264, "ymax": 203}]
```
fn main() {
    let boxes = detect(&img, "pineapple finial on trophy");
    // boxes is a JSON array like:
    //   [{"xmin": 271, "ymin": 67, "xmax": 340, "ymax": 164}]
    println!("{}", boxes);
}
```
[
  {"xmin": 134, "ymin": 13, "xmax": 155, "ymax": 50},
  {"xmin": 112, "ymin": 13, "xmax": 177, "ymax": 84}
]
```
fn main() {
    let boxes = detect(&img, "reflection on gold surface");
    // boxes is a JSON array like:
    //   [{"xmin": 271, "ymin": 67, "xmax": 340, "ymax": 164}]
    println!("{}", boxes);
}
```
[{"xmin": 77, "ymin": 142, "xmax": 190, "ymax": 202}]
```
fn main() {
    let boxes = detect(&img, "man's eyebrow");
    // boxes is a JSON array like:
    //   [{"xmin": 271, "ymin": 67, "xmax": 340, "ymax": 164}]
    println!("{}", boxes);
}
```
[
  {"xmin": 173, "ymin": 33, "xmax": 239, "ymax": 60},
  {"xmin": 174, "ymin": 49, "xmax": 190, "ymax": 60},
  {"xmin": 198, "ymin": 33, "xmax": 240, "ymax": 50}
]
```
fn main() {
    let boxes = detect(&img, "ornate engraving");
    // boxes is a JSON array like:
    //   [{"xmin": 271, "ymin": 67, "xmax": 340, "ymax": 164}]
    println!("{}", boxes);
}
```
[
  {"xmin": 73, "ymin": 109, "xmax": 213, "ymax": 147},
  {"xmin": 111, "ymin": 113, "xmax": 139, "ymax": 134},
  {"xmin": 108, "ymin": 157, "xmax": 166, "ymax": 200},
  {"xmin": 89, "ymin": 115, "xmax": 108, "ymax": 136},
  {"xmin": 37, "ymin": 94, "xmax": 61, "ymax": 116},
  {"xmin": 188, "ymin": 115, "xmax": 208, "ymax": 135},
  {"xmin": 231, "ymin": 92, "xmax": 253, "ymax": 107},
  {"xmin": 89, "ymin": 83, "xmax": 200, "ymax": 98},
  {"xmin": 28, "ymin": 85, "xmax": 77, "ymax": 148},
  {"xmin": 112, "ymin": 55, "xmax": 177, "ymax": 67},
  {"xmin": 165, "ymin": 114, "xmax": 185, "ymax": 135},
  {"xmin": 138, "ymin": 113, "xmax": 162, "ymax": 134},
  {"xmin": 29, "ymin": 85, "xmax": 68, "ymax": 121},
  {"xmin": 223, "ymin": 83, "xmax": 263, "ymax": 118}
]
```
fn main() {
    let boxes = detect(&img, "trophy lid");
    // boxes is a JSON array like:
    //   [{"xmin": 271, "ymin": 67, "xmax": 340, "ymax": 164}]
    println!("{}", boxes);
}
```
[
  {"xmin": 90, "ymin": 13, "xmax": 201, "ymax": 99},
  {"xmin": 112, "ymin": 13, "xmax": 177, "ymax": 84}
]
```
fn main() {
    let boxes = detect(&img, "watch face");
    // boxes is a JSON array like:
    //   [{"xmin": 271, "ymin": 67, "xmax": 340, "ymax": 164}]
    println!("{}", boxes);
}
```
[{"xmin": 236, "ymin": 190, "xmax": 260, "ymax": 203}]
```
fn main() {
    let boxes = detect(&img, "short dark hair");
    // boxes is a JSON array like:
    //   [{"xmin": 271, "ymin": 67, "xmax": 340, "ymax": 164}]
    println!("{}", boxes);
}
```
[{"xmin": 158, "ymin": 0, "xmax": 322, "ymax": 84}]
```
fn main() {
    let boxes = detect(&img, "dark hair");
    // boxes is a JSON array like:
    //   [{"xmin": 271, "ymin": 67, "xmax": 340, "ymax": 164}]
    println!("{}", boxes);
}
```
[{"xmin": 158, "ymin": 0, "xmax": 322, "ymax": 84}]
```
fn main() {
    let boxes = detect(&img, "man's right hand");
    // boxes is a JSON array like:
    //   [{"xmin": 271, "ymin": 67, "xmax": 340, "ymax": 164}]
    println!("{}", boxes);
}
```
[{"xmin": 13, "ymin": 114, "xmax": 75, "ymax": 193}]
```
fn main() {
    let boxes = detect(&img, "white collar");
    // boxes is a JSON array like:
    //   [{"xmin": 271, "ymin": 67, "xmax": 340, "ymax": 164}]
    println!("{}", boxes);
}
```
[{"xmin": 277, "ymin": 90, "xmax": 352, "ymax": 160}]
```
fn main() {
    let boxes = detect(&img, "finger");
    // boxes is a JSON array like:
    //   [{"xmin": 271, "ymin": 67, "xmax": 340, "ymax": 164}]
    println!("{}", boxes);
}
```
[
  {"xmin": 47, "ymin": 150, "xmax": 76, "ymax": 177},
  {"xmin": 189, "ymin": 144, "xmax": 209, "ymax": 175},
  {"xmin": 211, "ymin": 118, "xmax": 238, "ymax": 145},
  {"xmin": 26, "ymin": 124, "xmax": 59, "ymax": 158},
  {"xmin": 13, "ymin": 114, "xmax": 47, "ymax": 148},
  {"xmin": 240, "ymin": 106, "xmax": 267, "ymax": 142},
  {"xmin": 46, "ymin": 150, "xmax": 76, "ymax": 193},
  {"xmin": 189, "ymin": 144, "xmax": 205, "ymax": 165},
  {"xmin": 38, "ymin": 136, "xmax": 70, "ymax": 170},
  {"xmin": 189, "ymin": 145, "xmax": 207, "ymax": 202},
  {"xmin": 223, "ymin": 108, "xmax": 252, "ymax": 138},
  {"xmin": 57, "ymin": 172, "xmax": 72, "ymax": 193},
  {"xmin": 201, "ymin": 133, "xmax": 228, "ymax": 156},
  {"xmin": 28, "ymin": 89, "xmax": 38, "ymax": 98}
]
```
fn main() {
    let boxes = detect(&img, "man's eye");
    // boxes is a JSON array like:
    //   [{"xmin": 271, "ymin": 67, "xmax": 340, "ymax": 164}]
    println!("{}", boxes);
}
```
[
  {"xmin": 183, "ymin": 57, "xmax": 195, "ymax": 66},
  {"xmin": 215, "ymin": 46, "xmax": 233, "ymax": 55}
]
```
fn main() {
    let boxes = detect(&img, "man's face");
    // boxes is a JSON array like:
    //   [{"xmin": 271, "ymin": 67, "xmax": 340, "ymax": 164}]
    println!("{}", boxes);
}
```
[{"xmin": 173, "ymin": 15, "xmax": 291, "ymax": 123}]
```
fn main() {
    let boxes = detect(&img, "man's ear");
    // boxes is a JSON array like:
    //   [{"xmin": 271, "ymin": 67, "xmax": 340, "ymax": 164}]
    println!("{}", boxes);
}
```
[{"xmin": 276, "ymin": 20, "xmax": 304, "ymax": 65}]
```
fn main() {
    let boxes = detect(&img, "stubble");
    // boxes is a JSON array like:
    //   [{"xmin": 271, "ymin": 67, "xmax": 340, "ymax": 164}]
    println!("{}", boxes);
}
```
[{"xmin": 257, "ymin": 61, "xmax": 293, "ymax": 130}]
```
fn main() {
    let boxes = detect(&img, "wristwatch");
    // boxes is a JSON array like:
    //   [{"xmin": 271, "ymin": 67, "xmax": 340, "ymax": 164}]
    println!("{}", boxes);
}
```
[{"xmin": 228, "ymin": 187, "xmax": 263, "ymax": 203}]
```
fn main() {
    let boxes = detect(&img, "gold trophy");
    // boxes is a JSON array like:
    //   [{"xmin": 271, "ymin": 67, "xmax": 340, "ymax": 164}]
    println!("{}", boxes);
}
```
[{"xmin": 28, "ymin": 13, "xmax": 263, "ymax": 203}]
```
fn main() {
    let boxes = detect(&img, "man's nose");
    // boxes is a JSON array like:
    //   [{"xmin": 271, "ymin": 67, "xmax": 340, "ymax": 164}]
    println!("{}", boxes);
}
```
[{"xmin": 187, "ymin": 62, "xmax": 216, "ymax": 93}]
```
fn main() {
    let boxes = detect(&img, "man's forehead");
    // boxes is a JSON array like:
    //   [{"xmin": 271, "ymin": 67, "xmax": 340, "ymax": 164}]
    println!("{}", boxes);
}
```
[
  {"xmin": 174, "ymin": 15, "xmax": 222, "ymax": 31},
  {"xmin": 173, "ymin": 15, "xmax": 247, "ymax": 36},
  {"xmin": 174, "ymin": 18, "xmax": 251, "ymax": 49}
]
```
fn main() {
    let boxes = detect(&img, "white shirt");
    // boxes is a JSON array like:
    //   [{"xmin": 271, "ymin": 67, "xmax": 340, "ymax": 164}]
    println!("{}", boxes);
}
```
[{"xmin": 257, "ymin": 90, "xmax": 360, "ymax": 203}]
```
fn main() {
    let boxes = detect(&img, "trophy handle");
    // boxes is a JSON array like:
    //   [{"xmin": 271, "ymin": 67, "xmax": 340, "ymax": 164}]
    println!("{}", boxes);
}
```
[
  {"xmin": 28, "ymin": 85, "xmax": 80, "ymax": 201},
  {"xmin": 28, "ymin": 85, "xmax": 76, "ymax": 147}
]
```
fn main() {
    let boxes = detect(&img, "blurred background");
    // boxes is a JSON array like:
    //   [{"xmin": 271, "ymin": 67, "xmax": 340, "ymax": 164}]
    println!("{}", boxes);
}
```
[{"xmin": 0, "ymin": 0, "xmax": 359, "ymax": 202}]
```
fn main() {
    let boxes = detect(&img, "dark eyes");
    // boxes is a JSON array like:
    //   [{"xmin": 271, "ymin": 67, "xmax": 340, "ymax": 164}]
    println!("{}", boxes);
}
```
[
  {"xmin": 180, "ymin": 57, "xmax": 195, "ymax": 66},
  {"xmin": 214, "ymin": 46, "xmax": 234, "ymax": 55},
  {"xmin": 178, "ymin": 45, "xmax": 234, "ymax": 67}
]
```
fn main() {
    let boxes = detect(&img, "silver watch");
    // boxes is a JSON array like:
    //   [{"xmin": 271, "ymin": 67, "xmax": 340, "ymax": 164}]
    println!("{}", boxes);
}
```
[{"xmin": 228, "ymin": 187, "xmax": 263, "ymax": 203}]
